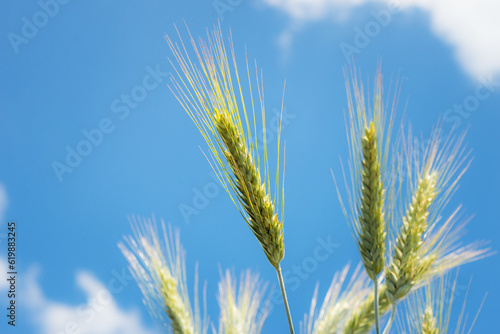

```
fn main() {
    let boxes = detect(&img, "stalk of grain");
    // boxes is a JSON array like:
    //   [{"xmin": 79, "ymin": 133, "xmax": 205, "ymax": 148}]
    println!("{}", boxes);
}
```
[
  {"xmin": 166, "ymin": 25, "xmax": 293, "ymax": 333},
  {"xmin": 358, "ymin": 122, "xmax": 386, "ymax": 334},
  {"xmin": 337, "ymin": 68, "xmax": 393, "ymax": 334},
  {"xmin": 331, "ymin": 71, "xmax": 490, "ymax": 334}
]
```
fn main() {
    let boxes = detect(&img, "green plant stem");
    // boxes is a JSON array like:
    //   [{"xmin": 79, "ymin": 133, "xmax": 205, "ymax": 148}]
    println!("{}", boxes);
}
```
[
  {"xmin": 382, "ymin": 302, "xmax": 397, "ymax": 334},
  {"xmin": 374, "ymin": 279, "xmax": 380, "ymax": 334},
  {"xmin": 276, "ymin": 265, "xmax": 295, "ymax": 334}
]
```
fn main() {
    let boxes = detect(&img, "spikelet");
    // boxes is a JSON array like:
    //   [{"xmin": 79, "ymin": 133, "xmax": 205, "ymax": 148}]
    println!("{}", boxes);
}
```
[
  {"xmin": 217, "ymin": 270, "xmax": 269, "ymax": 334},
  {"xmin": 166, "ymin": 24, "xmax": 285, "ymax": 269},
  {"xmin": 118, "ymin": 216, "xmax": 207, "ymax": 334}
]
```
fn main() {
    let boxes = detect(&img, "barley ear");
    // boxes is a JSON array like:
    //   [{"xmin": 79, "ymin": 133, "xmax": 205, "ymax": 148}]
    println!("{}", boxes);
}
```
[
  {"xmin": 118, "ymin": 216, "xmax": 206, "ymax": 334},
  {"xmin": 166, "ymin": 25, "xmax": 285, "ymax": 270},
  {"xmin": 214, "ymin": 110, "xmax": 284, "ymax": 268},
  {"xmin": 386, "ymin": 171, "xmax": 438, "ymax": 302},
  {"xmin": 358, "ymin": 121, "xmax": 386, "ymax": 280},
  {"xmin": 341, "ymin": 67, "xmax": 392, "ymax": 334},
  {"xmin": 167, "ymin": 25, "xmax": 292, "ymax": 333}
]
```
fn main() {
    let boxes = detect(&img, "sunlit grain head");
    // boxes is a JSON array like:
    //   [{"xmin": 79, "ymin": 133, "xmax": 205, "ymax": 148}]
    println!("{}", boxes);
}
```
[
  {"xmin": 119, "ymin": 215, "xmax": 207, "ymax": 334},
  {"xmin": 166, "ymin": 23, "xmax": 286, "ymax": 267}
]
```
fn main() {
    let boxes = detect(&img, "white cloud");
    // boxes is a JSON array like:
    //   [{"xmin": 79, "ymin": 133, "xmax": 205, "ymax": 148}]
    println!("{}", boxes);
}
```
[
  {"xmin": 262, "ymin": 0, "xmax": 364, "ymax": 21},
  {"xmin": 0, "ymin": 184, "xmax": 156, "ymax": 334},
  {"xmin": 25, "ymin": 267, "xmax": 159, "ymax": 334},
  {"xmin": 261, "ymin": 0, "xmax": 500, "ymax": 80},
  {"xmin": 0, "ymin": 259, "xmax": 8, "ymax": 290}
]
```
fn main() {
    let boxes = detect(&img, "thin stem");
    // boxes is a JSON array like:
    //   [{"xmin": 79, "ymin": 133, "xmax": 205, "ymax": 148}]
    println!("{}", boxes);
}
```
[
  {"xmin": 382, "ymin": 302, "xmax": 397, "ymax": 334},
  {"xmin": 276, "ymin": 265, "xmax": 295, "ymax": 334},
  {"xmin": 374, "ymin": 278, "xmax": 380, "ymax": 334}
]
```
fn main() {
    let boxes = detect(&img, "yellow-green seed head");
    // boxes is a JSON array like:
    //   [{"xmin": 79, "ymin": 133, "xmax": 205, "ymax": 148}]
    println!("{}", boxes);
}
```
[
  {"xmin": 386, "ymin": 172, "xmax": 438, "ymax": 302},
  {"xmin": 358, "ymin": 122, "xmax": 386, "ymax": 280},
  {"xmin": 336, "ymin": 68, "xmax": 393, "ymax": 284},
  {"xmin": 119, "ymin": 216, "xmax": 206, "ymax": 334},
  {"xmin": 166, "ymin": 26, "xmax": 286, "ymax": 268},
  {"xmin": 214, "ymin": 111, "xmax": 284, "ymax": 267}
]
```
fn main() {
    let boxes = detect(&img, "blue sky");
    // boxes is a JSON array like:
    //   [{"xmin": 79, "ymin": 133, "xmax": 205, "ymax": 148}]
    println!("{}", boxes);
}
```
[{"xmin": 1, "ymin": 0, "xmax": 499, "ymax": 333}]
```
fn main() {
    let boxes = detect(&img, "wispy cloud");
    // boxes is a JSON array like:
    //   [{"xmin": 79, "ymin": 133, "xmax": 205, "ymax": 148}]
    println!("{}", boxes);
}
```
[
  {"xmin": 262, "ymin": 0, "xmax": 500, "ymax": 80},
  {"xmin": 25, "ymin": 266, "xmax": 159, "ymax": 334},
  {"xmin": 0, "ymin": 260, "xmax": 8, "ymax": 291}
]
